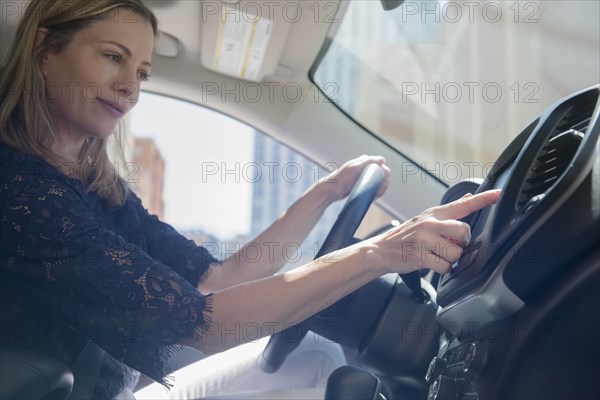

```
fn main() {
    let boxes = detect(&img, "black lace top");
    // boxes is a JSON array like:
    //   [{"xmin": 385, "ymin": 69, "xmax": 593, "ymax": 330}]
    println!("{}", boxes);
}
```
[{"xmin": 0, "ymin": 141, "xmax": 219, "ymax": 398}]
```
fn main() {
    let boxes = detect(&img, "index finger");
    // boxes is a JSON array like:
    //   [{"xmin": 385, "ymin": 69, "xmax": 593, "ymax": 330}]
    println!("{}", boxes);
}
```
[{"xmin": 433, "ymin": 189, "xmax": 501, "ymax": 220}]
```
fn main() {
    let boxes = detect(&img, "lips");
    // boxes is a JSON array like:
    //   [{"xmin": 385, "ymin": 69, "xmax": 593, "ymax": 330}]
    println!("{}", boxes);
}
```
[{"xmin": 97, "ymin": 98, "xmax": 127, "ymax": 117}]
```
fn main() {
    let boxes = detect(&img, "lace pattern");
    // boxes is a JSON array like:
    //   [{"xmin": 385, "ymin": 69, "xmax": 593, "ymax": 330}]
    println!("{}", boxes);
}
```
[{"xmin": 1, "ymin": 141, "xmax": 219, "ymax": 397}]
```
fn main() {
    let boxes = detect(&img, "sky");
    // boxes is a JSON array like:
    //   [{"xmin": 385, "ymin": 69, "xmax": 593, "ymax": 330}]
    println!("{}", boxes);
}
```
[{"xmin": 129, "ymin": 92, "xmax": 254, "ymax": 239}]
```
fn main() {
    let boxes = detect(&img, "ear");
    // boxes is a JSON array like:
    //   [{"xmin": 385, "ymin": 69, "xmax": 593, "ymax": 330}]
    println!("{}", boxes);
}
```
[
  {"xmin": 35, "ymin": 27, "xmax": 50, "ymax": 74},
  {"xmin": 35, "ymin": 27, "xmax": 49, "ymax": 52}
]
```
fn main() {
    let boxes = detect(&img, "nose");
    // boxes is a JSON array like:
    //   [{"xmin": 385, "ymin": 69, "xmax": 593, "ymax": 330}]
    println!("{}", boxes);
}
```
[
  {"xmin": 113, "ymin": 70, "xmax": 140, "ymax": 104},
  {"xmin": 117, "ymin": 81, "xmax": 139, "ymax": 102}
]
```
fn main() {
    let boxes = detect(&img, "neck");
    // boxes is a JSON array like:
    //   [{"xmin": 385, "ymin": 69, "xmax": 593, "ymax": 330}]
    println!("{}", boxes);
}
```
[
  {"xmin": 52, "ymin": 128, "xmax": 90, "ymax": 163},
  {"xmin": 51, "ymin": 131, "xmax": 94, "ymax": 182}
]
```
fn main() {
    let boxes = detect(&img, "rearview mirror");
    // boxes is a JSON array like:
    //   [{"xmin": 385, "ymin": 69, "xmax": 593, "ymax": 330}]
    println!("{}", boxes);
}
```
[{"xmin": 380, "ymin": 0, "xmax": 406, "ymax": 11}]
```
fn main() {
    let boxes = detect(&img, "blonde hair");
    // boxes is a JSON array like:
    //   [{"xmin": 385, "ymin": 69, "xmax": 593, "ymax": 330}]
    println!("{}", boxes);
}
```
[{"xmin": 0, "ymin": 0, "xmax": 158, "ymax": 206}]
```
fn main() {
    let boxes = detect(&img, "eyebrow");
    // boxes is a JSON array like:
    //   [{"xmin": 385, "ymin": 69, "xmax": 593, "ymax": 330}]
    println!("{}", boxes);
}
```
[{"xmin": 100, "ymin": 40, "xmax": 152, "ymax": 68}]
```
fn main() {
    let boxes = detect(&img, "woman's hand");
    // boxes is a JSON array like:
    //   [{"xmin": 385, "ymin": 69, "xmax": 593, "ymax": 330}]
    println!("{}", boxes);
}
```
[
  {"xmin": 318, "ymin": 155, "xmax": 391, "ymax": 203},
  {"xmin": 369, "ymin": 190, "xmax": 502, "ymax": 275},
  {"xmin": 200, "ymin": 189, "xmax": 500, "ymax": 353}
]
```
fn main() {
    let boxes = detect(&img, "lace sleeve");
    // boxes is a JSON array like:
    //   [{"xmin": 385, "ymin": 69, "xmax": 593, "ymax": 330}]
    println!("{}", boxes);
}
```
[
  {"xmin": 127, "ymin": 192, "xmax": 221, "ymax": 287},
  {"xmin": 1, "ymin": 168, "xmax": 212, "ymax": 387}
]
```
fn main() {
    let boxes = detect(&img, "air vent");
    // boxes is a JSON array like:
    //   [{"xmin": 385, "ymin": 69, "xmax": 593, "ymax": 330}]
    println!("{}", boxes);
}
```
[{"xmin": 517, "ymin": 101, "xmax": 595, "ymax": 211}]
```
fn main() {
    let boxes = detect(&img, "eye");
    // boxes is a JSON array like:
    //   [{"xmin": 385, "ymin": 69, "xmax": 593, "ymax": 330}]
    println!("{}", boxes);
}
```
[
  {"xmin": 105, "ymin": 52, "xmax": 121, "ymax": 63},
  {"xmin": 138, "ymin": 70, "xmax": 151, "ymax": 82}
]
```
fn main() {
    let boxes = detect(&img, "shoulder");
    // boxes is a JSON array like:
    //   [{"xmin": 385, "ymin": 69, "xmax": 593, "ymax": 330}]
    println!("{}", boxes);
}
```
[{"xmin": 1, "ymin": 141, "xmax": 87, "ymax": 204}]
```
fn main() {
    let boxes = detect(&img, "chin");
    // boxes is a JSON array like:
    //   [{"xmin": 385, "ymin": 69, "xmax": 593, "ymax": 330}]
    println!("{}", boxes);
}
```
[{"xmin": 89, "ymin": 124, "xmax": 120, "ymax": 140}]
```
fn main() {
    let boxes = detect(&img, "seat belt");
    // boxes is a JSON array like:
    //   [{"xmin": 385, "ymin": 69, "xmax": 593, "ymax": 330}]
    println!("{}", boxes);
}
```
[{"xmin": 66, "ymin": 341, "xmax": 105, "ymax": 399}]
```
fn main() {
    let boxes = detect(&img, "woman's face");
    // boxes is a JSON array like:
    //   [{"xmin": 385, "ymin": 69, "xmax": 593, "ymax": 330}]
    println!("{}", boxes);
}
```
[{"xmin": 40, "ymin": 9, "xmax": 154, "ymax": 143}]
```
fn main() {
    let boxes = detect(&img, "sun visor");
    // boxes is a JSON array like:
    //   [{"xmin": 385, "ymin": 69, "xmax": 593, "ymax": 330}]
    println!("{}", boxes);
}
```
[{"xmin": 200, "ymin": 0, "xmax": 293, "ymax": 82}]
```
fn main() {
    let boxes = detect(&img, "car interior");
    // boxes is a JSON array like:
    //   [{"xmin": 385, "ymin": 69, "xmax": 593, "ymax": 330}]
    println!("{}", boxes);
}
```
[{"xmin": 1, "ymin": 0, "xmax": 599, "ymax": 399}]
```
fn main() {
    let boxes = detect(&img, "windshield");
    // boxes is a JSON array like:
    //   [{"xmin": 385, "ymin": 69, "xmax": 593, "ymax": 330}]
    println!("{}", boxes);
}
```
[{"xmin": 312, "ymin": 0, "xmax": 600, "ymax": 183}]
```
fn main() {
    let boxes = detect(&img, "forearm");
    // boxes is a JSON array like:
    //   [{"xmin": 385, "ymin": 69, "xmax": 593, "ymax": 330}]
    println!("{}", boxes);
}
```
[
  {"xmin": 192, "ymin": 189, "xmax": 502, "ymax": 353},
  {"xmin": 199, "ymin": 182, "xmax": 335, "ymax": 291},
  {"xmin": 192, "ymin": 239, "xmax": 382, "ymax": 354}
]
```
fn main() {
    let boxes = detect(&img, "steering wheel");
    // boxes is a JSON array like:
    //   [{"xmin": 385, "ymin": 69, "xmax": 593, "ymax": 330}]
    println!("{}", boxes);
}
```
[{"xmin": 258, "ymin": 163, "xmax": 386, "ymax": 373}]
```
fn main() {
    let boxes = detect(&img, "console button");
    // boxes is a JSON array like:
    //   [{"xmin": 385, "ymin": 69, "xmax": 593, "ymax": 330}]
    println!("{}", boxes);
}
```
[
  {"xmin": 453, "ymin": 345, "xmax": 468, "ymax": 363},
  {"xmin": 463, "ymin": 343, "xmax": 488, "ymax": 374},
  {"xmin": 428, "ymin": 376, "xmax": 459, "ymax": 400},
  {"xmin": 426, "ymin": 356, "xmax": 447, "ymax": 384},
  {"xmin": 446, "ymin": 349, "xmax": 456, "ymax": 364}
]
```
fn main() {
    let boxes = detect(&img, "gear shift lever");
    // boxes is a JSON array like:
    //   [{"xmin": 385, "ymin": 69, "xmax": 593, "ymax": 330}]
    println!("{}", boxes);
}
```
[{"xmin": 325, "ymin": 366, "xmax": 387, "ymax": 400}]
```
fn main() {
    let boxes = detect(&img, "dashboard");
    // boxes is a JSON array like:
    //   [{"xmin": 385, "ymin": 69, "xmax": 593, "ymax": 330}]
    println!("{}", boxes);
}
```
[
  {"xmin": 427, "ymin": 85, "xmax": 600, "ymax": 400},
  {"xmin": 262, "ymin": 85, "xmax": 599, "ymax": 400}
]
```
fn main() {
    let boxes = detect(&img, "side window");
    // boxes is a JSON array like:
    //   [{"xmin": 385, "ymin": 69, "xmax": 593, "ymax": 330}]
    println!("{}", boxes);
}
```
[{"xmin": 127, "ymin": 92, "xmax": 390, "ymax": 269}]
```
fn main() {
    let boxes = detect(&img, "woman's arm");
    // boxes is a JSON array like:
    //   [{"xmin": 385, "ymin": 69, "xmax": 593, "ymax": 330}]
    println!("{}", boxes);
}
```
[
  {"xmin": 193, "ymin": 189, "xmax": 500, "ymax": 353},
  {"xmin": 1, "ymin": 150, "xmax": 499, "ymax": 371},
  {"xmin": 199, "ymin": 155, "xmax": 391, "ymax": 292}
]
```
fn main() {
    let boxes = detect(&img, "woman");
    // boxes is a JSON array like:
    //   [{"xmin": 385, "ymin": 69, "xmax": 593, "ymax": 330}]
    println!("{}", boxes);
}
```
[{"xmin": 0, "ymin": 0, "xmax": 500, "ymax": 398}]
